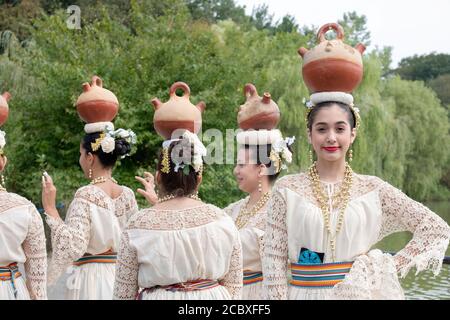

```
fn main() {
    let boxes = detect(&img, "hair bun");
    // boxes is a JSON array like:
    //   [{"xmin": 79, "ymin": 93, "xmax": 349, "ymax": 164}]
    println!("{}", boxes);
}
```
[{"xmin": 114, "ymin": 138, "xmax": 131, "ymax": 157}]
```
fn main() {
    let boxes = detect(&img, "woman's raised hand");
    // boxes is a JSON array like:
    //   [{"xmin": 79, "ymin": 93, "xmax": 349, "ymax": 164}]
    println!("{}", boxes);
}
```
[
  {"xmin": 41, "ymin": 171, "xmax": 60, "ymax": 219},
  {"xmin": 136, "ymin": 172, "xmax": 158, "ymax": 205}
]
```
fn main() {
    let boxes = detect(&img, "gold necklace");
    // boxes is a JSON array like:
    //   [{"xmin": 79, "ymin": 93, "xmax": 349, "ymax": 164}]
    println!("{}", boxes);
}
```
[
  {"xmin": 90, "ymin": 176, "xmax": 118, "ymax": 185},
  {"xmin": 158, "ymin": 193, "xmax": 201, "ymax": 203},
  {"xmin": 235, "ymin": 192, "xmax": 271, "ymax": 229},
  {"xmin": 308, "ymin": 162, "xmax": 353, "ymax": 262}
]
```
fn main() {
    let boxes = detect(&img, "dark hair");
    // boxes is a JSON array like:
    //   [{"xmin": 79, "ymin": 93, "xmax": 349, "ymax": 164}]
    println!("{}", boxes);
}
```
[
  {"xmin": 307, "ymin": 101, "xmax": 356, "ymax": 131},
  {"xmin": 82, "ymin": 132, "xmax": 131, "ymax": 168},
  {"xmin": 157, "ymin": 140, "xmax": 201, "ymax": 197},
  {"xmin": 242, "ymin": 144, "xmax": 290, "ymax": 184}
]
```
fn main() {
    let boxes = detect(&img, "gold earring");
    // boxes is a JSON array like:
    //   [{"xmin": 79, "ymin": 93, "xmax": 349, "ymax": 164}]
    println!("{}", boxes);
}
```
[
  {"xmin": 89, "ymin": 168, "xmax": 93, "ymax": 179},
  {"xmin": 1, "ymin": 174, "xmax": 5, "ymax": 186},
  {"xmin": 348, "ymin": 149, "xmax": 353, "ymax": 163},
  {"xmin": 258, "ymin": 179, "xmax": 262, "ymax": 193},
  {"xmin": 309, "ymin": 148, "xmax": 314, "ymax": 164}
]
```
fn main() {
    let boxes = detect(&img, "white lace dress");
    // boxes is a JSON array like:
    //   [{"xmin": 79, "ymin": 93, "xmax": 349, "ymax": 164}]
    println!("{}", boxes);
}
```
[
  {"xmin": 225, "ymin": 197, "xmax": 266, "ymax": 300},
  {"xmin": 113, "ymin": 204, "xmax": 243, "ymax": 300},
  {"xmin": 45, "ymin": 185, "xmax": 138, "ymax": 300},
  {"xmin": 0, "ymin": 191, "xmax": 47, "ymax": 300},
  {"xmin": 263, "ymin": 173, "xmax": 450, "ymax": 300}
]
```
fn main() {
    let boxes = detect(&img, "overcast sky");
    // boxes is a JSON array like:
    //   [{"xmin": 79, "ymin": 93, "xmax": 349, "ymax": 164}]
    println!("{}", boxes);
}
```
[{"xmin": 236, "ymin": 0, "xmax": 450, "ymax": 67}]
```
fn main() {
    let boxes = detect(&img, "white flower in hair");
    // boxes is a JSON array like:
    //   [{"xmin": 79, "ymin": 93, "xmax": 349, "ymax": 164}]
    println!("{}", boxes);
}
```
[
  {"xmin": 101, "ymin": 136, "xmax": 115, "ymax": 154},
  {"xmin": 182, "ymin": 130, "xmax": 206, "ymax": 172},
  {"xmin": 0, "ymin": 130, "xmax": 5, "ymax": 149}
]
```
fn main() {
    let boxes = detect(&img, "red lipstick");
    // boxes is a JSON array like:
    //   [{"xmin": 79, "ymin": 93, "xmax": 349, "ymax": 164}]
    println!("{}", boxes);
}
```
[{"xmin": 323, "ymin": 146, "xmax": 340, "ymax": 152}]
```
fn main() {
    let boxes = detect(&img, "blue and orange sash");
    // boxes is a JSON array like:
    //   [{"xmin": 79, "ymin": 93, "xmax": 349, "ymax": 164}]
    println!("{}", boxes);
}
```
[
  {"xmin": 290, "ymin": 261, "xmax": 354, "ymax": 289},
  {"xmin": 0, "ymin": 263, "xmax": 22, "ymax": 298},
  {"xmin": 243, "ymin": 271, "xmax": 263, "ymax": 286},
  {"xmin": 73, "ymin": 250, "xmax": 117, "ymax": 266}
]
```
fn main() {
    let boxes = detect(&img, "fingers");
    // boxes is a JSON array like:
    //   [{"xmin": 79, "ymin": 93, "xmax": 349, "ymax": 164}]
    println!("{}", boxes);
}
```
[{"xmin": 143, "ymin": 172, "xmax": 154, "ymax": 181}]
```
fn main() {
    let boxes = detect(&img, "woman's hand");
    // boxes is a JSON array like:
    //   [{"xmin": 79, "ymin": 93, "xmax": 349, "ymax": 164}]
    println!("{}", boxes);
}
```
[
  {"xmin": 41, "ymin": 171, "xmax": 60, "ymax": 219},
  {"xmin": 135, "ymin": 172, "xmax": 158, "ymax": 205}
]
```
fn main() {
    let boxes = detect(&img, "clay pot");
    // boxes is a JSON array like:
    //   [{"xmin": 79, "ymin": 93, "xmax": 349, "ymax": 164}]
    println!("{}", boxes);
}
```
[
  {"xmin": 237, "ymin": 84, "xmax": 280, "ymax": 130},
  {"xmin": 298, "ymin": 23, "xmax": 366, "ymax": 93},
  {"xmin": 76, "ymin": 76, "xmax": 119, "ymax": 123},
  {"xmin": 152, "ymin": 82, "xmax": 206, "ymax": 139},
  {"xmin": 0, "ymin": 92, "xmax": 11, "ymax": 127}
]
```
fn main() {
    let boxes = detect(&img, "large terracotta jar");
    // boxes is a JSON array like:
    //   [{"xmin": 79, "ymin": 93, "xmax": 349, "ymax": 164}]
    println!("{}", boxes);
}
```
[
  {"xmin": 152, "ymin": 82, "xmax": 206, "ymax": 139},
  {"xmin": 237, "ymin": 84, "xmax": 280, "ymax": 130},
  {"xmin": 298, "ymin": 23, "xmax": 366, "ymax": 93},
  {"xmin": 76, "ymin": 76, "xmax": 119, "ymax": 123},
  {"xmin": 0, "ymin": 92, "xmax": 11, "ymax": 127}
]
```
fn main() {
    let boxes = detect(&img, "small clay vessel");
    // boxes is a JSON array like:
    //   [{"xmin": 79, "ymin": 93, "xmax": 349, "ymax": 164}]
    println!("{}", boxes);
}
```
[
  {"xmin": 298, "ymin": 23, "xmax": 366, "ymax": 93},
  {"xmin": 76, "ymin": 76, "xmax": 119, "ymax": 123},
  {"xmin": 237, "ymin": 84, "xmax": 280, "ymax": 130},
  {"xmin": 152, "ymin": 82, "xmax": 206, "ymax": 139},
  {"xmin": 0, "ymin": 92, "xmax": 11, "ymax": 127}
]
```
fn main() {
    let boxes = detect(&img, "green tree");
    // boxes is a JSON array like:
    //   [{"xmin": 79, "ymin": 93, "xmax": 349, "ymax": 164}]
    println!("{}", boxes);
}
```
[
  {"xmin": 396, "ymin": 53, "xmax": 450, "ymax": 81},
  {"xmin": 338, "ymin": 11, "xmax": 371, "ymax": 47}
]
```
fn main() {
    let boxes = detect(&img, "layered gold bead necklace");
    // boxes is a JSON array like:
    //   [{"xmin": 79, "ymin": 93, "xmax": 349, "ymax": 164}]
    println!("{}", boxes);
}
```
[
  {"xmin": 157, "ymin": 193, "xmax": 201, "ymax": 203},
  {"xmin": 235, "ymin": 192, "xmax": 271, "ymax": 230},
  {"xmin": 308, "ymin": 162, "xmax": 353, "ymax": 262},
  {"xmin": 90, "ymin": 176, "xmax": 118, "ymax": 185}
]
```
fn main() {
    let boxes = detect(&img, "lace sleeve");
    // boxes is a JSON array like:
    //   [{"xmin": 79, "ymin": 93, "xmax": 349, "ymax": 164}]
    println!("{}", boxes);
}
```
[
  {"xmin": 378, "ymin": 181, "xmax": 450, "ymax": 278},
  {"xmin": 23, "ymin": 206, "xmax": 48, "ymax": 300},
  {"xmin": 125, "ymin": 188, "xmax": 139, "ymax": 221},
  {"xmin": 220, "ymin": 229, "xmax": 243, "ymax": 300},
  {"xmin": 262, "ymin": 188, "xmax": 288, "ymax": 300},
  {"xmin": 113, "ymin": 231, "xmax": 139, "ymax": 300},
  {"xmin": 46, "ymin": 198, "xmax": 91, "ymax": 285}
]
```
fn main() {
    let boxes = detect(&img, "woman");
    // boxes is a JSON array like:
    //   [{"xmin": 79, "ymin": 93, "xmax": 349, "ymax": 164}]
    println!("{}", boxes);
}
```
[
  {"xmin": 41, "ymin": 127, "xmax": 138, "ymax": 300},
  {"xmin": 113, "ymin": 130, "xmax": 243, "ymax": 300},
  {"xmin": 262, "ymin": 95, "xmax": 450, "ymax": 300},
  {"xmin": 0, "ymin": 127, "xmax": 47, "ymax": 300},
  {"xmin": 224, "ymin": 130, "xmax": 293, "ymax": 300}
]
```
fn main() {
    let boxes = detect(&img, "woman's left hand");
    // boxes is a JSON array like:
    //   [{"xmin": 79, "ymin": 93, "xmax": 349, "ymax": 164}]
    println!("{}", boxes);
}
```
[
  {"xmin": 41, "ymin": 171, "xmax": 60, "ymax": 219},
  {"xmin": 136, "ymin": 172, "xmax": 158, "ymax": 205}
]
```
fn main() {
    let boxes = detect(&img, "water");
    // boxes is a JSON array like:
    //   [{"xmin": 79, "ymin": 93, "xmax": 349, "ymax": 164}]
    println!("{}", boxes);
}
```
[{"xmin": 375, "ymin": 201, "xmax": 450, "ymax": 300}]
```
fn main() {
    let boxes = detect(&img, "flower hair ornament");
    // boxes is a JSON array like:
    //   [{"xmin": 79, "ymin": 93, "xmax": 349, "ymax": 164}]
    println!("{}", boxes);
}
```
[
  {"xmin": 0, "ymin": 130, "xmax": 6, "ymax": 156},
  {"xmin": 303, "ymin": 92, "xmax": 361, "ymax": 130},
  {"xmin": 89, "ymin": 124, "xmax": 137, "ymax": 158},
  {"xmin": 236, "ymin": 129, "xmax": 295, "ymax": 174},
  {"xmin": 160, "ymin": 130, "xmax": 207, "ymax": 175}
]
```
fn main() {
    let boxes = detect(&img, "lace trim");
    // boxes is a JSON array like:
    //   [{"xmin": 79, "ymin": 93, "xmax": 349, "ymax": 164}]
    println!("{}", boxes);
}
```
[
  {"xmin": 113, "ymin": 231, "xmax": 139, "ymax": 300},
  {"xmin": 332, "ymin": 249, "xmax": 405, "ymax": 300},
  {"xmin": 127, "ymin": 204, "xmax": 226, "ymax": 231},
  {"xmin": 220, "ymin": 229, "xmax": 243, "ymax": 300},
  {"xmin": 262, "ymin": 188, "xmax": 289, "ymax": 300},
  {"xmin": 0, "ymin": 192, "xmax": 32, "ymax": 214},
  {"xmin": 275, "ymin": 173, "xmax": 385, "ymax": 207},
  {"xmin": 378, "ymin": 181, "xmax": 450, "ymax": 278},
  {"xmin": 23, "ymin": 206, "xmax": 48, "ymax": 300}
]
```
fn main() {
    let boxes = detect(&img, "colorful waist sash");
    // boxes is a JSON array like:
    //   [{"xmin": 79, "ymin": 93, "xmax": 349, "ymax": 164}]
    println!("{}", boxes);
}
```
[
  {"xmin": 138, "ymin": 280, "xmax": 220, "ymax": 299},
  {"xmin": 243, "ymin": 271, "xmax": 263, "ymax": 286},
  {"xmin": 290, "ymin": 261, "xmax": 354, "ymax": 289},
  {"xmin": 73, "ymin": 251, "xmax": 117, "ymax": 266},
  {"xmin": 0, "ymin": 263, "xmax": 22, "ymax": 298}
]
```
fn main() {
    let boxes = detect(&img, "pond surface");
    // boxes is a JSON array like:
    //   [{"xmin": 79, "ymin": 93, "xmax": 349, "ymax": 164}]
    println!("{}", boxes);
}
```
[{"xmin": 375, "ymin": 201, "xmax": 450, "ymax": 300}]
